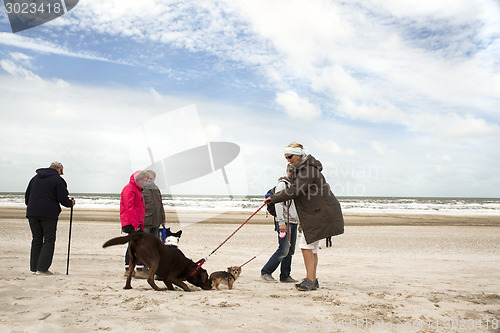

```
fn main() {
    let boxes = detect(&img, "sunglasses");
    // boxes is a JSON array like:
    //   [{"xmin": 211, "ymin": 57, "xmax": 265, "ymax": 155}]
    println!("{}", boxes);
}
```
[{"xmin": 285, "ymin": 155, "xmax": 294, "ymax": 160}]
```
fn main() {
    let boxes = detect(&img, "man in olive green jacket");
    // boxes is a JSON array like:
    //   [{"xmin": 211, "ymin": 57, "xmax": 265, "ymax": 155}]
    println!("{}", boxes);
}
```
[{"xmin": 143, "ymin": 170, "xmax": 166, "ymax": 238}]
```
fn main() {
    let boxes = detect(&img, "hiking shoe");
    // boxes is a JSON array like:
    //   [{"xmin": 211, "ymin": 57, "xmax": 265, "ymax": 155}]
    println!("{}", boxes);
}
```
[
  {"xmin": 280, "ymin": 276, "xmax": 298, "ymax": 283},
  {"xmin": 36, "ymin": 270, "xmax": 53, "ymax": 276},
  {"xmin": 295, "ymin": 278, "xmax": 314, "ymax": 291},
  {"xmin": 260, "ymin": 274, "xmax": 277, "ymax": 282},
  {"xmin": 312, "ymin": 279, "xmax": 319, "ymax": 290},
  {"xmin": 135, "ymin": 268, "xmax": 149, "ymax": 279}
]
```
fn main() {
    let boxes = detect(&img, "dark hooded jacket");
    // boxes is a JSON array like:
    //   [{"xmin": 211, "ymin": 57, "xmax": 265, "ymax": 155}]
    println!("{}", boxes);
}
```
[
  {"xmin": 25, "ymin": 168, "xmax": 73, "ymax": 219},
  {"xmin": 270, "ymin": 155, "xmax": 344, "ymax": 244},
  {"xmin": 143, "ymin": 185, "xmax": 165, "ymax": 228}
]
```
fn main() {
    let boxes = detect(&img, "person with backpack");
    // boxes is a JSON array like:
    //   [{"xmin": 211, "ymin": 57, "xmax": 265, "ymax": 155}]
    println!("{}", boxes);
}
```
[
  {"xmin": 261, "ymin": 164, "xmax": 299, "ymax": 283},
  {"xmin": 264, "ymin": 142, "xmax": 344, "ymax": 291}
]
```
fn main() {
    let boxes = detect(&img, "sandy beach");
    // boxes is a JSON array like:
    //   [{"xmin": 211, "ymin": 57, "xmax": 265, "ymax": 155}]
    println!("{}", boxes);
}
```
[{"xmin": 0, "ymin": 207, "xmax": 499, "ymax": 332}]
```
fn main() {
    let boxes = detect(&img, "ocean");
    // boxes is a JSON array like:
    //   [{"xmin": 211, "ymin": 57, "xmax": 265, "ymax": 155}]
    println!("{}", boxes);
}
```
[{"xmin": 2, "ymin": 192, "xmax": 500, "ymax": 215}]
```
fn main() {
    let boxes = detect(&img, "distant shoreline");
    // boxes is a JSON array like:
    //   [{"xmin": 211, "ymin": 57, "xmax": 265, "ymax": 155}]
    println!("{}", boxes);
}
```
[
  {"xmin": 2, "ymin": 191, "xmax": 500, "ymax": 199},
  {"xmin": 2, "ymin": 206, "xmax": 499, "ymax": 226}
]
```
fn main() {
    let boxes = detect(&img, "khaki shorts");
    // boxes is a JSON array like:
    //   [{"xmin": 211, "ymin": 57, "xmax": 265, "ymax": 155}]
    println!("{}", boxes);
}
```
[{"xmin": 298, "ymin": 233, "xmax": 320, "ymax": 253}]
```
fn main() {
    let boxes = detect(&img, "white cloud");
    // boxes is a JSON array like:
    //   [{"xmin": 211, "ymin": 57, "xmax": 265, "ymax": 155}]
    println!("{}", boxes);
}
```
[
  {"xmin": 312, "ymin": 65, "xmax": 361, "ymax": 98},
  {"xmin": 275, "ymin": 90, "xmax": 321, "ymax": 120},
  {"xmin": 494, "ymin": 74, "xmax": 500, "ymax": 98},
  {"xmin": 0, "ymin": 32, "xmax": 113, "ymax": 62},
  {"xmin": 371, "ymin": 141, "xmax": 390, "ymax": 155},
  {"xmin": 238, "ymin": 0, "xmax": 351, "ymax": 61},
  {"xmin": 338, "ymin": 97, "xmax": 405, "ymax": 124},
  {"xmin": 425, "ymin": 154, "xmax": 453, "ymax": 163},
  {"xmin": 1, "ymin": 0, "xmax": 499, "ymax": 196},
  {"xmin": 238, "ymin": 0, "xmax": 499, "ymax": 130},
  {"xmin": 3, "ymin": 1, "xmax": 498, "ymax": 133},
  {"xmin": 318, "ymin": 140, "xmax": 355, "ymax": 156},
  {"xmin": 0, "ymin": 60, "xmax": 41, "ymax": 81},
  {"xmin": 410, "ymin": 113, "xmax": 500, "ymax": 138},
  {"xmin": 368, "ymin": 0, "xmax": 475, "ymax": 20},
  {"xmin": 445, "ymin": 115, "xmax": 500, "ymax": 138},
  {"xmin": 10, "ymin": 52, "xmax": 33, "ymax": 64},
  {"xmin": 442, "ymin": 155, "xmax": 452, "ymax": 162}
]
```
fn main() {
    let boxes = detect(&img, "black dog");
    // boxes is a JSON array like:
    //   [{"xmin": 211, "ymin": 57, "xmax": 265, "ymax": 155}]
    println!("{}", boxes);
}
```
[{"xmin": 103, "ymin": 233, "xmax": 211, "ymax": 291}]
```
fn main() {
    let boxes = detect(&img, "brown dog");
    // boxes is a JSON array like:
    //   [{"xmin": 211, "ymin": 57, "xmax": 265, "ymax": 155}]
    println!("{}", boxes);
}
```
[
  {"xmin": 103, "ymin": 233, "xmax": 212, "ymax": 291},
  {"xmin": 209, "ymin": 266, "xmax": 241, "ymax": 290}
]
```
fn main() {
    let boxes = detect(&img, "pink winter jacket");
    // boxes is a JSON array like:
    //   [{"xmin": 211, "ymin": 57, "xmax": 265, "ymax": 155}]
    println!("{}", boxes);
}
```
[{"xmin": 120, "ymin": 172, "xmax": 145, "ymax": 230}]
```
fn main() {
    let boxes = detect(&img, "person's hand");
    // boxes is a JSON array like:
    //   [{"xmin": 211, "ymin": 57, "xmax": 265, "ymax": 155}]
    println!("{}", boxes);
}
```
[
  {"xmin": 134, "ymin": 227, "xmax": 141, "ymax": 232},
  {"xmin": 264, "ymin": 197, "xmax": 272, "ymax": 204},
  {"xmin": 71, "ymin": 199, "xmax": 76, "ymax": 206},
  {"xmin": 279, "ymin": 224, "xmax": 287, "ymax": 232},
  {"xmin": 161, "ymin": 223, "xmax": 166, "ymax": 228}
]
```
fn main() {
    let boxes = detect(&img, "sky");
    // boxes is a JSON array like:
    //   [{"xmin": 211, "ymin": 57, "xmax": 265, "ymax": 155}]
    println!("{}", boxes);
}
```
[{"xmin": 0, "ymin": 0, "xmax": 499, "ymax": 198}]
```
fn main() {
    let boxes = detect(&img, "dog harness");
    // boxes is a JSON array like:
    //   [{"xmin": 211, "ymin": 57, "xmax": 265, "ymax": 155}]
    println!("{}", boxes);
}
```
[{"xmin": 187, "ymin": 258, "xmax": 206, "ymax": 278}]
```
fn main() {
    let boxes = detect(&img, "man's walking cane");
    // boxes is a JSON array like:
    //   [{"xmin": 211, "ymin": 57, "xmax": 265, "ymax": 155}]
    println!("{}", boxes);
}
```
[{"xmin": 66, "ymin": 198, "xmax": 74, "ymax": 275}]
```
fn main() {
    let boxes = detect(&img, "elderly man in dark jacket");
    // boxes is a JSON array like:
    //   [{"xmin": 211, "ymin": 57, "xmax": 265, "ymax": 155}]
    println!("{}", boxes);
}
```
[
  {"xmin": 25, "ymin": 162, "xmax": 75, "ymax": 275},
  {"xmin": 265, "ymin": 143, "xmax": 344, "ymax": 291}
]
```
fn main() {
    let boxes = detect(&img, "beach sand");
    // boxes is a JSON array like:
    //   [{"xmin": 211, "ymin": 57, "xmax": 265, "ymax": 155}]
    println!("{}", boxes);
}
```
[{"xmin": 0, "ymin": 207, "xmax": 499, "ymax": 332}]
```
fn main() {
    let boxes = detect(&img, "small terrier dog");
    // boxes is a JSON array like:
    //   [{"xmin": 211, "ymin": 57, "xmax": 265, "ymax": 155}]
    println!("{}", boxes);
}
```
[{"xmin": 209, "ymin": 266, "xmax": 242, "ymax": 290}]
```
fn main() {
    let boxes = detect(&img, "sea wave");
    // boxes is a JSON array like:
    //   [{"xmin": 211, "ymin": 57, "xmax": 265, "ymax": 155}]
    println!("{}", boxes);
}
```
[{"xmin": 2, "ymin": 193, "xmax": 500, "ymax": 215}]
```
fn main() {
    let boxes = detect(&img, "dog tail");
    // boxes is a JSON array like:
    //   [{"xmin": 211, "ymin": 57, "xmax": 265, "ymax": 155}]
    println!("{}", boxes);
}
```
[{"xmin": 102, "ymin": 233, "xmax": 142, "ymax": 248}]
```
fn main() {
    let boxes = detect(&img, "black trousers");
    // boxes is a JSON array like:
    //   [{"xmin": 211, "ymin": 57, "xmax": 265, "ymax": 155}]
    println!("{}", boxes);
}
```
[
  {"xmin": 121, "ymin": 225, "xmax": 144, "ymax": 267},
  {"xmin": 28, "ymin": 216, "xmax": 58, "ymax": 272}
]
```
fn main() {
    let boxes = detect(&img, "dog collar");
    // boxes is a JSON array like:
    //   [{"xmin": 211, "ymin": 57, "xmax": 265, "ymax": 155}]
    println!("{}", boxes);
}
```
[{"xmin": 187, "ymin": 258, "xmax": 205, "ymax": 278}]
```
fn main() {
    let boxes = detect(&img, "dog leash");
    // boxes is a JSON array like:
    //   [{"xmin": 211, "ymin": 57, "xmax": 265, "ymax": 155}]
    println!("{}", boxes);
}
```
[
  {"xmin": 208, "ymin": 203, "xmax": 266, "ymax": 258},
  {"xmin": 239, "ymin": 256, "xmax": 256, "ymax": 268},
  {"xmin": 187, "ymin": 203, "xmax": 266, "ymax": 278}
]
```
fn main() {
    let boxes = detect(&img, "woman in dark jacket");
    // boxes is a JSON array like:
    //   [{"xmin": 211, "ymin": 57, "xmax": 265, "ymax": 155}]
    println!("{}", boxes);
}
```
[{"xmin": 264, "ymin": 142, "xmax": 344, "ymax": 291}]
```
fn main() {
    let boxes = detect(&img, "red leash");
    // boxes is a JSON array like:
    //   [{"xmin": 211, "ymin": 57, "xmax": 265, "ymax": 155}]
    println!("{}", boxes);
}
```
[
  {"xmin": 208, "ymin": 203, "xmax": 266, "ymax": 257},
  {"xmin": 187, "ymin": 203, "xmax": 266, "ymax": 277},
  {"xmin": 239, "ymin": 256, "xmax": 256, "ymax": 268}
]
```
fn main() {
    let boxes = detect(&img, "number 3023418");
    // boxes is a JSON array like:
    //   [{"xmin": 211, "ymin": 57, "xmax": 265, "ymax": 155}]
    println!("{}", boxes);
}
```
[{"xmin": 5, "ymin": 2, "xmax": 63, "ymax": 15}]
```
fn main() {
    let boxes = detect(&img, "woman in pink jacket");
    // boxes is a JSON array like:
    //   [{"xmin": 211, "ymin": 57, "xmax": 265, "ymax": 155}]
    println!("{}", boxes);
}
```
[{"xmin": 120, "ymin": 170, "xmax": 149, "ymax": 278}]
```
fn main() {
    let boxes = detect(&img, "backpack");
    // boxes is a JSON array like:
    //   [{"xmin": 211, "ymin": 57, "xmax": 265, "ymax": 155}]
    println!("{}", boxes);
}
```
[
  {"xmin": 265, "ymin": 180, "xmax": 289, "ymax": 217},
  {"xmin": 265, "ymin": 187, "xmax": 278, "ymax": 216}
]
